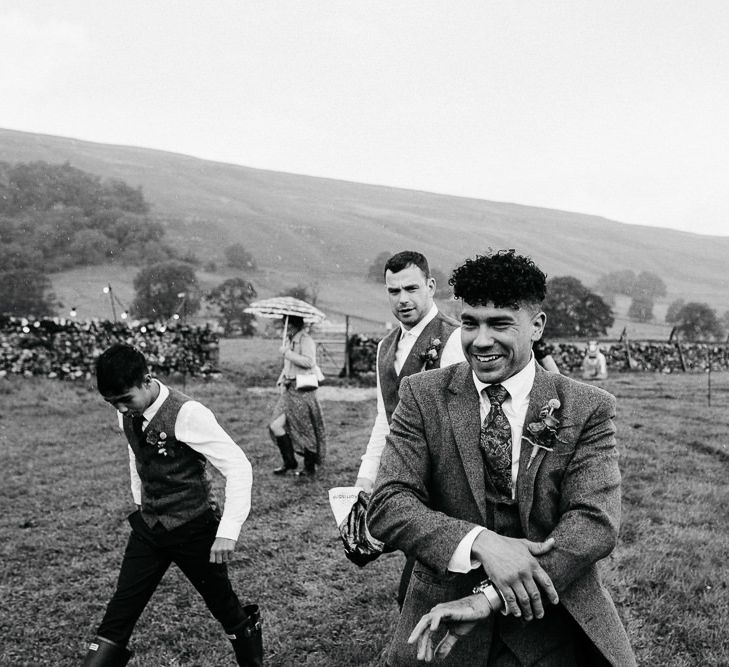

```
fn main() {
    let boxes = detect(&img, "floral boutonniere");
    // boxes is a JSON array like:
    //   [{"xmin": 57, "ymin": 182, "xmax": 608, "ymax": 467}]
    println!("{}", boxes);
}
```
[
  {"xmin": 419, "ymin": 337, "xmax": 442, "ymax": 369},
  {"xmin": 146, "ymin": 429, "xmax": 172, "ymax": 457},
  {"xmin": 523, "ymin": 399, "xmax": 562, "ymax": 468}
]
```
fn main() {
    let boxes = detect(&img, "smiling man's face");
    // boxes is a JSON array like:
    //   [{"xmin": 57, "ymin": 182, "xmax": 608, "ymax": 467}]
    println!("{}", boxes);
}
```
[
  {"xmin": 385, "ymin": 264, "xmax": 436, "ymax": 330},
  {"xmin": 460, "ymin": 300, "xmax": 545, "ymax": 384}
]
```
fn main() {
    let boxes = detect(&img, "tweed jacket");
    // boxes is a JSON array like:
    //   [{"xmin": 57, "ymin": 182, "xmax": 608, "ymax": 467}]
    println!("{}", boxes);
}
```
[{"xmin": 368, "ymin": 361, "xmax": 635, "ymax": 667}]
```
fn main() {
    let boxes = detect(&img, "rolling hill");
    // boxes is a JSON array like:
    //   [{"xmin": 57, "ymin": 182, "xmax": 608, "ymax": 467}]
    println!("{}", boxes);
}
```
[{"xmin": 2, "ymin": 127, "xmax": 727, "ymax": 333}]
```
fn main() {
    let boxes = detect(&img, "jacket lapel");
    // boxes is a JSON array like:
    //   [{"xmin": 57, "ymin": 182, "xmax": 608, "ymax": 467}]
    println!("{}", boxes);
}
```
[
  {"xmin": 446, "ymin": 363, "xmax": 488, "ymax": 523},
  {"xmin": 516, "ymin": 366, "xmax": 558, "ymax": 530}
]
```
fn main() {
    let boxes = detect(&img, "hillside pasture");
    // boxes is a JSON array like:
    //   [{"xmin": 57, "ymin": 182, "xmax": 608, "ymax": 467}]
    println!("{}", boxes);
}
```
[
  {"xmin": 1, "ymin": 367, "xmax": 728, "ymax": 666},
  {"xmin": 4, "ymin": 128, "xmax": 729, "ymax": 327}
]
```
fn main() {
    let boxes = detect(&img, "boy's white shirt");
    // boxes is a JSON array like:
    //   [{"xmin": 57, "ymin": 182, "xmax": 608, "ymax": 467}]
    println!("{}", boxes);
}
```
[{"xmin": 119, "ymin": 380, "xmax": 252, "ymax": 541}]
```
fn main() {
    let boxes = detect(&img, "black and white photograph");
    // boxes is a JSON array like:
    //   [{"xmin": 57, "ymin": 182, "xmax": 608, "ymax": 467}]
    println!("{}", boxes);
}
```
[{"xmin": 1, "ymin": 2, "xmax": 727, "ymax": 665}]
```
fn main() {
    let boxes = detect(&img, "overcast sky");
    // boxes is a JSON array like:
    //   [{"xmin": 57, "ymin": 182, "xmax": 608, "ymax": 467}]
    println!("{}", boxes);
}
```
[{"xmin": 1, "ymin": 1, "xmax": 728, "ymax": 236}]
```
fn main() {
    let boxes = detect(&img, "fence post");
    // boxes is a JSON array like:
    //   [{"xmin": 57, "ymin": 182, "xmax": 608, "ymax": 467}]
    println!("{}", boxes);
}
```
[
  {"xmin": 344, "ymin": 315, "xmax": 351, "ymax": 378},
  {"xmin": 623, "ymin": 333, "xmax": 634, "ymax": 370},
  {"xmin": 707, "ymin": 364, "xmax": 712, "ymax": 406},
  {"xmin": 675, "ymin": 334, "xmax": 687, "ymax": 372}
]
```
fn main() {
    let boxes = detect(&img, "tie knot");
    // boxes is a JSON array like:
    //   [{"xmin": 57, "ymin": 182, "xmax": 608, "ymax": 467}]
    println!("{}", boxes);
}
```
[{"xmin": 485, "ymin": 384, "xmax": 508, "ymax": 405}]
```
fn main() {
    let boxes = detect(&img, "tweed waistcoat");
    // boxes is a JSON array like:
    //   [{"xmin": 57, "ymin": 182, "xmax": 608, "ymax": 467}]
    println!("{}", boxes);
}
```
[
  {"xmin": 378, "ymin": 312, "xmax": 458, "ymax": 422},
  {"xmin": 123, "ymin": 387, "xmax": 218, "ymax": 530}
]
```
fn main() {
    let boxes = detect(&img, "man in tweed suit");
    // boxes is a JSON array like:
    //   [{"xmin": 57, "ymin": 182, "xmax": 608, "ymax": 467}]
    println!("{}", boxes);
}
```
[{"xmin": 368, "ymin": 250, "xmax": 635, "ymax": 666}]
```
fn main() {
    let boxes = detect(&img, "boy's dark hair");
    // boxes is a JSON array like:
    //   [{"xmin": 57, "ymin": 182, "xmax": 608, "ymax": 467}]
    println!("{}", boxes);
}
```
[
  {"xmin": 96, "ymin": 343, "xmax": 149, "ymax": 396},
  {"xmin": 383, "ymin": 251, "xmax": 430, "ymax": 279},
  {"xmin": 449, "ymin": 249, "xmax": 547, "ymax": 309}
]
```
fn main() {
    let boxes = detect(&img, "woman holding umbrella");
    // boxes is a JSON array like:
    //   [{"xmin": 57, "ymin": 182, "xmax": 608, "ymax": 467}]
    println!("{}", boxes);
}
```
[{"xmin": 268, "ymin": 314, "xmax": 327, "ymax": 477}]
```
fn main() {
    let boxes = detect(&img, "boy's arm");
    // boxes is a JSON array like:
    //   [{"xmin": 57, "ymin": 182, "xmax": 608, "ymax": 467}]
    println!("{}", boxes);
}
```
[
  {"xmin": 128, "ymin": 446, "xmax": 142, "ymax": 507},
  {"xmin": 176, "ymin": 401, "xmax": 252, "ymax": 561},
  {"xmin": 118, "ymin": 412, "xmax": 142, "ymax": 507}
]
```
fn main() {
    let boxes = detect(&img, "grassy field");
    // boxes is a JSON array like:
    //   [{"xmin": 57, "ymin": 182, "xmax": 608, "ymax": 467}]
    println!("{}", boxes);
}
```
[{"xmin": 1, "ymin": 364, "xmax": 728, "ymax": 666}]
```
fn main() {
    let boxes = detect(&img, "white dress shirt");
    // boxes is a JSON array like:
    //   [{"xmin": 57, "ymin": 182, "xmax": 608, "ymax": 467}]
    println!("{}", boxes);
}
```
[
  {"xmin": 120, "ymin": 380, "xmax": 253, "ymax": 541},
  {"xmin": 357, "ymin": 304, "xmax": 465, "ymax": 485},
  {"xmin": 448, "ymin": 357, "xmax": 536, "ymax": 573}
]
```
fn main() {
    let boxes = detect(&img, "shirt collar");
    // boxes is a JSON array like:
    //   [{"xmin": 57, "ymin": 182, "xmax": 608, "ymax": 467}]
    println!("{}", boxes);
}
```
[
  {"xmin": 399, "ymin": 303, "xmax": 438, "ymax": 339},
  {"xmin": 471, "ymin": 355, "xmax": 536, "ymax": 404},
  {"xmin": 142, "ymin": 379, "xmax": 168, "ymax": 422}
]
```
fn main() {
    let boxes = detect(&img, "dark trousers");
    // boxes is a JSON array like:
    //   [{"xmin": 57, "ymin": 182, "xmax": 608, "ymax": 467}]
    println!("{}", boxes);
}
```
[{"xmin": 97, "ymin": 509, "xmax": 246, "ymax": 645}]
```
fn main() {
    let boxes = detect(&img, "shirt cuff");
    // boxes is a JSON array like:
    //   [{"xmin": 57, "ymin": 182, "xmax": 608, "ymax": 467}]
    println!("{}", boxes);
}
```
[
  {"xmin": 216, "ymin": 518, "xmax": 242, "ymax": 542},
  {"xmin": 357, "ymin": 457, "xmax": 380, "ymax": 484},
  {"xmin": 447, "ymin": 526, "xmax": 487, "ymax": 573}
]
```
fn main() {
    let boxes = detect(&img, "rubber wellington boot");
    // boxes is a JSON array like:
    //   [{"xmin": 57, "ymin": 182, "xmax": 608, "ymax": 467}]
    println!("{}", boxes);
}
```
[
  {"xmin": 295, "ymin": 450, "xmax": 317, "ymax": 478},
  {"xmin": 82, "ymin": 637, "xmax": 133, "ymax": 666},
  {"xmin": 228, "ymin": 604, "xmax": 263, "ymax": 667},
  {"xmin": 273, "ymin": 434, "xmax": 297, "ymax": 474}
]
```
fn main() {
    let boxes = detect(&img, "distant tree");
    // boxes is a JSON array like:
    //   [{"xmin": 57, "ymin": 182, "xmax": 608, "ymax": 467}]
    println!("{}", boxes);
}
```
[
  {"xmin": 595, "ymin": 269, "xmax": 666, "ymax": 301},
  {"xmin": 0, "ymin": 161, "xmax": 149, "ymax": 216},
  {"xmin": 206, "ymin": 278, "xmax": 257, "ymax": 336},
  {"xmin": 69, "ymin": 229, "xmax": 111, "ymax": 265},
  {"xmin": 98, "ymin": 178, "xmax": 149, "ymax": 214},
  {"xmin": 0, "ymin": 242, "xmax": 43, "ymax": 270},
  {"xmin": 721, "ymin": 311, "xmax": 729, "ymax": 337},
  {"xmin": 224, "ymin": 243, "xmax": 256, "ymax": 270},
  {"xmin": 631, "ymin": 271, "xmax": 667, "ymax": 300},
  {"xmin": 366, "ymin": 251, "xmax": 391, "ymax": 283},
  {"xmin": 179, "ymin": 250, "xmax": 201, "ymax": 266},
  {"xmin": 0, "ymin": 269, "xmax": 56, "ymax": 316},
  {"xmin": 109, "ymin": 213, "xmax": 164, "ymax": 247},
  {"xmin": 628, "ymin": 295, "xmax": 654, "ymax": 322},
  {"xmin": 672, "ymin": 302, "xmax": 723, "ymax": 341},
  {"xmin": 132, "ymin": 261, "xmax": 201, "ymax": 320},
  {"xmin": 594, "ymin": 269, "xmax": 636, "ymax": 297},
  {"xmin": 543, "ymin": 276, "xmax": 614, "ymax": 338},
  {"xmin": 665, "ymin": 299, "xmax": 685, "ymax": 324},
  {"xmin": 279, "ymin": 283, "xmax": 319, "ymax": 306},
  {"xmin": 0, "ymin": 160, "xmax": 164, "ymax": 272}
]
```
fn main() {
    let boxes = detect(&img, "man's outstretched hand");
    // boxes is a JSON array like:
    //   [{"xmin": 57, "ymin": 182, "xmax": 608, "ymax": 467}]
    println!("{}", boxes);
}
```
[
  {"xmin": 471, "ymin": 531, "xmax": 559, "ymax": 620},
  {"xmin": 209, "ymin": 537, "xmax": 237, "ymax": 563},
  {"xmin": 407, "ymin": 593, "xmax": 491, "ymax": 662}
]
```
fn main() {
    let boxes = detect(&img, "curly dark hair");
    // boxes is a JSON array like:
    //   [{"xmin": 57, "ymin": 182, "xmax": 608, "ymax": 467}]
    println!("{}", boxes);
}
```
[{"xmin": 449, "ymin": 250, "xmax": 547, "ymax": 309}]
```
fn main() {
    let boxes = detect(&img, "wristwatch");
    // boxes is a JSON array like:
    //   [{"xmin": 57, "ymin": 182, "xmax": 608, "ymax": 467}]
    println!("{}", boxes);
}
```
[{"xmin": 472, "ymin": 579, "xmax": 506, "ymax": 613}]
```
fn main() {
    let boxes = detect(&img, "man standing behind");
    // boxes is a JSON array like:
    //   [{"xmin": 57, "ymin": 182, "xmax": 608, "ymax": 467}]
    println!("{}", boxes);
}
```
[
  {"xmin": 368, "ymin": 250, "xmax": 634, "ymax": 666},
  {"xmin": 355, "ymin": 250, "xmax": 463, "ymax": 494},
  {"xmin": 354, "ymin": 251, "xmax": 463, "ymax": 607}
]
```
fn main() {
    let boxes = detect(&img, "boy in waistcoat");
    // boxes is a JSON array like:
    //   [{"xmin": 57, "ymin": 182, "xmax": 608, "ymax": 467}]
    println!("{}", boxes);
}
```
[{"xmin": 82, "ymin": 343, "xmax": 261, "ymax": 666}]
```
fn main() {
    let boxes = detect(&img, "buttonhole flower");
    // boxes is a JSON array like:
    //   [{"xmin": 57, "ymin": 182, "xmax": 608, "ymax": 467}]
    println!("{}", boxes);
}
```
[
  {"xmin": 524, "ymin": 399, "xmax": 562, "ymax": 468},
  {"xmin": 146, "ymin": 429, "xmax": 171, "ymax": 456},
  {"xmin": 419, "ymin": 337, "xmax": 442, "ymax": 369}
]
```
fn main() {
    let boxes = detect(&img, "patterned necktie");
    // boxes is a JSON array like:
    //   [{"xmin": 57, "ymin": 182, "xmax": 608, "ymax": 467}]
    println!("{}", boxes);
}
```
[{"xmin": 480, "ymin": 384, "xmax": 512, "ymax": 497}]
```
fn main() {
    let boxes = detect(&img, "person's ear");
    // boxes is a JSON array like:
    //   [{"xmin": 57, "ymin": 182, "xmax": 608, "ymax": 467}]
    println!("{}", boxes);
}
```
[
  {"xmin": 427, "ymin": 276, "xmax": 436, "ymax": 296},
  {"xmin": 531, "ymin": 311, "xmax": 546, "ymax": 340}
]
